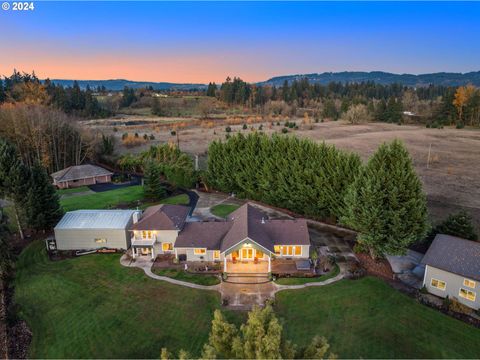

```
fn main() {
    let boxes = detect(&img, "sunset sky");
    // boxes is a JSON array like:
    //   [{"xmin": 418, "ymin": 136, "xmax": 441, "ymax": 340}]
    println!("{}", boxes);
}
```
[{"xmin": 1, "ymin": 1, "xmax": 479, "ymax": 84}]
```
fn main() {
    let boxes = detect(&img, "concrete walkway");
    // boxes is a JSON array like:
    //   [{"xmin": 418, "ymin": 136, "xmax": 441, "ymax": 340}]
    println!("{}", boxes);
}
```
[
  {"xmin": 120, "ymin": 253, "xmax": 345, "ymax": 309},
  {"xmin": 120, "ymin": 254, "xmax": 220, "ymax": 291}
]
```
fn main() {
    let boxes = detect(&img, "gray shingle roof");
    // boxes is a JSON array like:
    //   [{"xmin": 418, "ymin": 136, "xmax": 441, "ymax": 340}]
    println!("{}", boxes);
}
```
[
  {"xmin": 173, "ymin": 203, "xmax": 310, "ymax": 252},
  {"xmin": 131, "ymin": 204, "xmax": 190, "ymax": 231},
  {"xmin": 51, "ymin": 164, "xmax": 113, "ymax": 183},
  {"xmin": 175, "ymin": 222, "xmax": 233, "ymax": 250},
  {"xmin": 55, "ymin": 210, "xmax": 138, "ymax": 230},
  {"xmin": 421, "ymin": 234, "xmax": 480, "ymax": 281}
]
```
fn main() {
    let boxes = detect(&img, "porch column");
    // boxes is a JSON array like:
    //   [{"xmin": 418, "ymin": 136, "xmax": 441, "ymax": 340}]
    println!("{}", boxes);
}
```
[
  {"xmin": 224, "ymin": 256, "xmax": 227, "ymax": 272},
  {"xmin": 268, "ymin": 255, "xmax": 271, "ymax": 272},
  {"xmin": 151, "ymin": 246, "xmax": 155, "ymax": 260},
  {"xmin": 132, "ymin": 247, "xmax": 136, "ymax": 259},
  {"xmin": 174, "ymin": 248, "xmax": 178, "ymax": 260}
]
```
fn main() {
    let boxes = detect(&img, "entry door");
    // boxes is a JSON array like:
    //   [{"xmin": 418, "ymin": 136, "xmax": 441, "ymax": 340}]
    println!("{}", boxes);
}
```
[
  {"xmin": 141, "ymin": 247, "xmax": 151, "ymax": 255},
  {"xmin": 241, "ymin": 248, "xmax": 254, "ymax": 260}
]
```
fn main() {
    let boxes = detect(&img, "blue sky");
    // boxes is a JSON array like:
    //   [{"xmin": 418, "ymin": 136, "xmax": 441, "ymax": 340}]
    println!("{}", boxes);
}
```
[{"xmin": 1, "ymin": 1, "xmax": 479, "ymax": 82}]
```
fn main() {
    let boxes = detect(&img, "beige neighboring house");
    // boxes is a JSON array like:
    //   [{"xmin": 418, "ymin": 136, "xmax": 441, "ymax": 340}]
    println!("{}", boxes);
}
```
[
  {"xmin": 51, "ymin": 164, "xmax": 113, "ymax": 189},
  {"xmin": 130, "ymin": 203, "xmax": 311, "ymax": 273},
  {"xmin": 422, "ymin": 234, "xmax": 480, "ymax": 310}
]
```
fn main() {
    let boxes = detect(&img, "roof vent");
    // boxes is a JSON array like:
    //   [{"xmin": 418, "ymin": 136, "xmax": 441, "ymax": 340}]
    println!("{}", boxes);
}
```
[
  {"xmin": 133, "ymin": 212, "xmax": 140, "ymax": 224},
  {"xmin": 261, "ymin": 217, "xmax": 265, "ymax": 224}
]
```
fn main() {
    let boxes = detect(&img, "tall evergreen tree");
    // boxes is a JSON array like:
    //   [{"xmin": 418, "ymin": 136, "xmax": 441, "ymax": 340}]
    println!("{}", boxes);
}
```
[
  {"xmin": 206, "ymin": 82, "xmax": 217, "ymax": 97},
  {"xmin": 26, "ymin": 162, "xmax": 63, "ymax": 232},
  {"xmin": 342, "ymin": 139, "xmax": 428, "ymax": 258},
  {"xmin": 143, "ymin": 162, "xmax": 165, "ymax": 200},
  {"xmin": 0, "ymin": 138, "xmax": 30, "ymax": 239}
]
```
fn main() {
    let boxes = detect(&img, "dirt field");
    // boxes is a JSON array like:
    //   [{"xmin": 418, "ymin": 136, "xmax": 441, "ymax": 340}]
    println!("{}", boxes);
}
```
[{"xmin": 85, "ymin": 116, "xmax": 480, "ymax": 230}]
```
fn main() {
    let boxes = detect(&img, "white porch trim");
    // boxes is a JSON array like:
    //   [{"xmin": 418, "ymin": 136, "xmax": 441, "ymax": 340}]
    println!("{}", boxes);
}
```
[{"xmin": 221, "ymin": 237, "xmax": 273, "ymax": 257}]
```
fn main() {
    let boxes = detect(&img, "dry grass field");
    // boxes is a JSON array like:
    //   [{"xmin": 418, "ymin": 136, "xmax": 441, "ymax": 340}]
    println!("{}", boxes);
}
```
[{"xmin": 84, "ymin": 116, "xmax": 480, "ymax": 230}]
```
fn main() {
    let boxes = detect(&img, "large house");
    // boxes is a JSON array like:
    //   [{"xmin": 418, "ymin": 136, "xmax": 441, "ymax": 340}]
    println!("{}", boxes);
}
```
[
  {"xmin": 51, "ymin": 164, "xmax": 113, "ymax": 189},
  {"xmin": 55, "ymin": 203, "xmax": 311, "ymax": 272},
  {"xmin": 130, "ymin": 203, "xmax": 310, "ymax": 272},
  {"xmin": 422, "ymin": 234, "xmax": 480, "ymax": 310}
]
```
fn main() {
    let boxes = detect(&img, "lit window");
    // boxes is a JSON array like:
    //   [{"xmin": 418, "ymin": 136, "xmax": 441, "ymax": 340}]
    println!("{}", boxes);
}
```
[
  {"xmin": 459, "ymin": 288, "xmax": 476, "ymax": 301},
  {"xmin": 194, "ymin": 248, "xmax": 206, "ymax": 255},
  {"xmin": 274, "ymin": 246, "xmax": 281, "ymax": 255},
  {"xmin": 294, "ymin": 246, "xmax": 302, "ymax": 256},
  {"xmin": 463, "ymin": 279, "xmax": 476, "ymax": 289},
  {"xmin": 213, "ymin": 250, "xmax": 220, "ymax": 259},
  {"xmin": 142, "ymin": 230, "xmax": 153, "ymax": 239},
  {"xmin": 95, "ymin": 238, "xmax": 107, "ymax": 244},
  {"xmin": 256, "ymin": 250, "xmax": 264, "ymax": 258},
  {"xmin": 162, "ymin": 243, "xmax": 173, "ymax": 251},
  {"xmin": 431, "ymin": 278, "xmax": 446, "ymax": 290}
]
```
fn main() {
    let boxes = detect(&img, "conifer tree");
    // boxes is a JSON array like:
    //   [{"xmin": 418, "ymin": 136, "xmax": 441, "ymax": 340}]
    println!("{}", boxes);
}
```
[
  {"xmin": 342, "ymin": 139, "xmax": 428, "ymax": 258},
  {"xmin": 434, "ymin": 211, "xmax": 478, "ymax": 241},
  {"xmin": 0, "ymin": 138, "xmax": 30, "ymax": 239},
  {"xmin": 26, "ymin": 162, "xmax": 63, "ymax": 232},
  {"xmin": 143, "ymin": 162, "xmax": 165, "ymax": 200}
]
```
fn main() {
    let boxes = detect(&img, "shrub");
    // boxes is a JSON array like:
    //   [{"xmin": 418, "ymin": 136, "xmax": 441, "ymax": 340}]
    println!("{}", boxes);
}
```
[
  {"xmin": 143, "ymin": 134, "xmax": 149, "ymax": 140},
  {"xmin": 242, "ymin": 124, "xmax": 247, "ymax": 130},
  {"xmin": 456, "ymin": 122, "xmax": 465, "ymax": 129},
  {"xmin": 122, "ymin": 134, "xmax": 146, "ymax": 148},
  {"xmin": 259, "ymin": 124, "xmax": 263, "ymax": 131},
  {"xmin": 170, "ymin": 130, "xmax": 176, "ymax": 136},
  {"xmin": 113, "ymin": 127, "xmax": 118, "ymax": 132},
  {"xmin": 225, "ymin": 126, "xmax": 232, "ymax": 133},
  {"xmin": 122, "ymin": 132, "xmax": 128, "ymax": 140},
  {"xmin": 134, "ymin": 132, "xmax": 139, "ymax": 138},
  {"xmin": 149, "ymin": 134, "xmax": 155, "ymax": 140},
  {"xmin": 281, "ymin": 128, "xmax": 288, "ymax": 134},
  {"xmin": 449, "ymin": 297, "xmax": 472, "ymax": 315}
]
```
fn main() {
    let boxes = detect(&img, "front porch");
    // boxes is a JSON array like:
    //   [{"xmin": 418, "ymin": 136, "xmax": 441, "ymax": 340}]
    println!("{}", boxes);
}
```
[{"xmin": 225, "ymin": 260, "xmax": 270, "ymax": 274}]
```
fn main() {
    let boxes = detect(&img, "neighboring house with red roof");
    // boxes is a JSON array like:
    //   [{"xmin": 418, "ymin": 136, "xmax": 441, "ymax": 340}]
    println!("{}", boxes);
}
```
[
  {"xmin": 130, "ymin": 203, "xmax": 311, "ymax": 272},
  {"xmin": 51, "ymin": 164, "xmax": 113, "ymax": 189},
  {"xmin": 422, "ymin": 234, "xmax": 480, "ymax": 310}
]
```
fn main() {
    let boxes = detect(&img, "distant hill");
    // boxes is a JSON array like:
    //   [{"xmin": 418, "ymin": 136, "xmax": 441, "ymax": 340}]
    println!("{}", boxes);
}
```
[
  {"xmin": 259, "ymin": 71, "xmax": 480, "ymax": 87},
  {"xmin": 48, "ymin": 79, "xmax": 207, "ymax": 91}
]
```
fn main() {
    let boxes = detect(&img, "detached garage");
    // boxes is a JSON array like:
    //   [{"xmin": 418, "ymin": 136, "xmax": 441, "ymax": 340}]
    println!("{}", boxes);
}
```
[{"xmin": 54, "ymin": 210, "xmax": 140, "ymax": 250}]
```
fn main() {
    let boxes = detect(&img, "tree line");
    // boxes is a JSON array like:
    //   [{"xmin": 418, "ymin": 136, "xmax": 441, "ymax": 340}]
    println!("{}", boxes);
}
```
[
  {"xmin": 207, "ymin": 133, "xmax": 428, "ymax": 258},
  {"xmin": 0, "ymin": 138, "xmax": 63, "ymax": 240},
  {"xmin": 208, "ymin": 76, "xmax": 480, "ymax": 127},
  {"xmin": 0, "ymin": 103, "xmax": 94, "ymax": 173},
  {"xmin": 0, "ymin": 70, "xmax": 109, "ymax": 118}
]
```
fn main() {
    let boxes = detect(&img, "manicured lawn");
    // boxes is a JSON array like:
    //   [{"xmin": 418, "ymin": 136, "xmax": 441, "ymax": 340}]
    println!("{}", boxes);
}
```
[
  {"xmin": 210, "ymin": 204, "xmax": 240, "ymax": 218},
  {"xmin": 276, "ymin": 277, "xmax": 480, "ymax": 358},
  {"xmin": 14, "ymin": 241, "xmax": 242, "ymax": 358},
  {"xmin": 57, "ymin": 186, "xmax": 90, "ymax": 195},
  {"xmin": 60, "ymin": 186, "xmax": 145, "ymax": 211},
  {"xmin": 140, "ymin": 194, "xmax": 190, "ymax": 210},
  {"xmin": 152, "ymin": 268, "xmax": 220, "ymax": 286},
  {"xmin": 274, "ymin": 264, "xmax": 340, "ymax": 285}
]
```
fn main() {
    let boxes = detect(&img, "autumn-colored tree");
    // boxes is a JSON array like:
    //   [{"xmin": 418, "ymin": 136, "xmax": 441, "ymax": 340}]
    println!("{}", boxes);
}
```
[{"xmin": 453, "ymin": 85, "xmax": 476, "ymax": 121}]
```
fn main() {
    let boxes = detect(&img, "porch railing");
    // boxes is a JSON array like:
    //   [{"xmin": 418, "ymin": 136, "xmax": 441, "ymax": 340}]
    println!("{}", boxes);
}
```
[{"xmin": 131, "ymin": 235, "xmax": 156, "ymax": 247}]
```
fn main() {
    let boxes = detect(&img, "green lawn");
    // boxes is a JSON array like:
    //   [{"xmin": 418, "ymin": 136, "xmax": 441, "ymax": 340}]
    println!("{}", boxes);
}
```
[
  {"xmin": 210, "ymin": 204, "xmax": 240, "ymax": 218},
  {"xmin": 140, "ymin": 194, "xmax": 190, "ymax": 210},
  {"xmin": 274, "ymin": 264, "xmax": 340, "ymax": 285},
  {"xmin": 276, "ymin": 277, "xmax": 480, "ymax": 358},
  {"xmin": 57, "ymin": 186, "xmax": 90, "ymax": 195},
  {"xmin": 60, "ymin": 185, "xmax": 145, "ymax": 211},
  {"xmin": 152, "ymin": 268, "xmax": 220, "ymax": 286},
  {"xmin": 14, "ymin": 241, "xmax": 241, "ymax": 358}
]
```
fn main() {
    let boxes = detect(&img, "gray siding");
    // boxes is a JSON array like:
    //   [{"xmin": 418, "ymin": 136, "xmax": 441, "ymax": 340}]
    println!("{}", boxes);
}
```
[
  {"xmin": 55, "ymin": 228, "xmax": 129, "ymax": 250},
  {"xmin": 178, "ymin": 248, "xmax": 223, "ymax": 262},
  {"xmin": 423, "ymin": 265, "xmax": 480, "ymax": 310}
]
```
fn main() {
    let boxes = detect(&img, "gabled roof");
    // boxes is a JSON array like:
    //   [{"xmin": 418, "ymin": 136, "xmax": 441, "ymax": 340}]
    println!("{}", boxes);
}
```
[
  {"xmin": 172, "ymin": 203, "xmax": 310, "ymax": 253},
  {"xmin": 221, "ymin": 204, "xmax": 274, "ymax": 252},
  {"xmin": 51, "ymin": 164, "xmax": 113, "ymax": 183},
  {"xmin": 55, "ymin": 210, "xmax": 138, "ymax": 230},
  {"xmin": 421, "ymin": 234, "xmax": 480, "ymax": 281},
  {"xmin": 175, "ymin": 222, "xmax": 233, "ymax": 250},
  {"xmin": 131, "ymin": 204, "xmax": 190, "ymax": 231}
]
